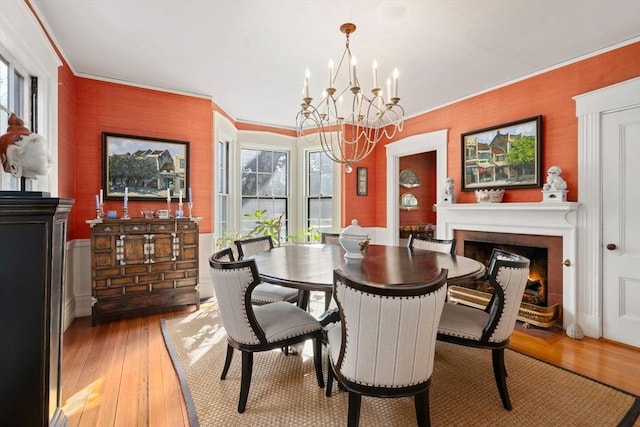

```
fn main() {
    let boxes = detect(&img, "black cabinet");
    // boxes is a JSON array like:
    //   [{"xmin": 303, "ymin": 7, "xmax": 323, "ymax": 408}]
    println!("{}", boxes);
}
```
[{"xmin": 0, "ymin": 195, "xmax": 72, "ymax": 427}]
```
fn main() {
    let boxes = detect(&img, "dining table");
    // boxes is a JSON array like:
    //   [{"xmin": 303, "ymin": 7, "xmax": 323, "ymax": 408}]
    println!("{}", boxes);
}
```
[{"xmin": 250, "ymin": 243, "xmax": 486, "ymax": 313}]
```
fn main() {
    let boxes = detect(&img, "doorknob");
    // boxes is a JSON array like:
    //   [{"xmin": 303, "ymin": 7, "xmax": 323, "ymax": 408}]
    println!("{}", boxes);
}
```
[{"xmin": 606, "ymin": 243, "xmax": 617, "ymax": 250}]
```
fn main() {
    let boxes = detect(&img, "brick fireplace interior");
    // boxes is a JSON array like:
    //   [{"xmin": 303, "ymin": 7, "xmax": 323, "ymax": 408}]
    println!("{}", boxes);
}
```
[{"xmin": 454, "ymin": 230, "xmax": 564, "ymax": 325}]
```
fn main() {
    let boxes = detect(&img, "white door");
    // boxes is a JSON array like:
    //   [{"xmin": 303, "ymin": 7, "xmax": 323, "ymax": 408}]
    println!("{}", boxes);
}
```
[{"xmin": 602, "ymin": 106, "xmax": 640, "ymax": 347}]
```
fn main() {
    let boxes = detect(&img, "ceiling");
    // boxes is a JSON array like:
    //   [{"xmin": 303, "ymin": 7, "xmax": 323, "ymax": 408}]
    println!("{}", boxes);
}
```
[{"xmin": 30, "ymin": 1, "xmax": 640, "ymax": 130}]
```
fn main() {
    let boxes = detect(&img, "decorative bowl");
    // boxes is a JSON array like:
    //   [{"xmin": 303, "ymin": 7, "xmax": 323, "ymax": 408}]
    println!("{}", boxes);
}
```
[
  {"xmin": 140, "ymin": 209, "xmax": 155, "ymax": 219},
  {"xmin": 474, "ymin": 189, "xmax": 504, "ymax": 203},
  {"xmin": 339, "ymin": 219, "xmax": 371, "ymax": 259}
]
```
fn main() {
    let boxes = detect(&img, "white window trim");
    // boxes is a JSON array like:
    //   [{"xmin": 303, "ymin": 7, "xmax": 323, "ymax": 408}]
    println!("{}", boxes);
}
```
[{"xmin": 0, "ymin": 2, "xmax": 61, "ymax": 194}]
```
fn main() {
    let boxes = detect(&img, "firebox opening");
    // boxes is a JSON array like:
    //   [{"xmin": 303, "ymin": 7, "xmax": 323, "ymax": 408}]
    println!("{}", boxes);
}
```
[{"xmin": 463, "ymin": 241, "xmax": 549, "ymax": 307}]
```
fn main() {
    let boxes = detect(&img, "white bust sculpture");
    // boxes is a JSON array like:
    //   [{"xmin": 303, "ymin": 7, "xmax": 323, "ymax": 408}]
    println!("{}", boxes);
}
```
[
  {"xmin": 0, "ymin": 113, "xmax": 52, "ymax": 181},
  {"xmin": 543, "ymin": 165, "xmax": 567, "ymax": 191},
  {"xmin": 5, "ymin": 133, "xmax": 52, "ymax": 179}
]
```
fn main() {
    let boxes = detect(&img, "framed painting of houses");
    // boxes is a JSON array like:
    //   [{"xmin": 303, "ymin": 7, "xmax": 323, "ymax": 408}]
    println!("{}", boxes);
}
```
[
  {"xmin": 461, "ymin": 115, "xmax": 542, "ymax": 191},
  {"xmin": 102, "ymin": 132, "xmax": 190, "ymax": 201}
]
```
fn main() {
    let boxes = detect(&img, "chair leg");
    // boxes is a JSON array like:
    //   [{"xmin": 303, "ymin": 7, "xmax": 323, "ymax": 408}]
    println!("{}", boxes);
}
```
[
  {"xmin": 347, "ymin": 392, "xmax": 362, "ymax": 427},
  {"xmin": 238, "ymin": 351, "xmax": 253, "ymax": 413},
  {"xmin": 492, "ymin": 348, "xmax": 512, "ymax": 410},
  {"xmin": 313, "ymin": 336, "xmax": 325, "ymax": 388},
  {"xmin": 326, "ymin": 360, "xmax": 334, "ymax": 397},
  {"xmin": 324, "ymin": 290, "xmax": 332, "ymax": 311},
  {"xmin": 221, "ymin": 344, "xmax": 234, "ymax": 380},
  {"xmin": 414, "ymin": 389, "xmax": 431, "ymax": 427}
]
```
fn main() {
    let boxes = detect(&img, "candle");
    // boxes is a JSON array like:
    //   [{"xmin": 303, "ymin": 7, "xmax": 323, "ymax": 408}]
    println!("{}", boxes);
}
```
[
  {"xmin": 99, "ymin": 189, "xmax": 103, "ymax": 205},
  {"xmin": 95, "ymin": 194, "xmax": 100, "ymax": 209},
  {"xmin": 393, "ymin": 68, "xmax": 399, "ymax": 98},
  {"xmin": 179, "ymin": 190, "xmax": 183, "ymax": 205},
  {"xmin": 167, "ymin": 188, "xmax": 171, "ymax": 203},
  {"xmin": 328, "ymin": 59, "xmax": 334, "ymax": 88},
  {"xmin": 188, "ymin": 187, "xmax": 193, "ymax": 204},
  {"xmin": 124, "ymin": 187, "xmax": 128, "ymax": 207},
  {"xmin": 372, "ymin": 60, "xmax": 378, "ymax": 88},
  {"xmin": 305, "ymin": 68, "xmax": 310, "ymax": 98},
  {"xmin": 351, "ymin": 56, "xmax": 357, "ymax": 84}
]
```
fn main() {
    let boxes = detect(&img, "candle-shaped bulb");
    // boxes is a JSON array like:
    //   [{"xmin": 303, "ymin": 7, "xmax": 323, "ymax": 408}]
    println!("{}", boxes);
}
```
[
  {"xmin": 351, "ymin": 56, "xmax": 357, "ymax": 85},
  {"xmin": 328, "ymin": 59, "xmax": 334, "ymax": 88},
  {"xmin": 372, "ymin": 60, "xmax": 378, "ymax": 88},
  {"xmin": 304, "ymin": 68, "xmax": 311, "ymax": 98},
  {"xmin": 393, "ymin": 68, "xmax": 399, "ymax": 98}
]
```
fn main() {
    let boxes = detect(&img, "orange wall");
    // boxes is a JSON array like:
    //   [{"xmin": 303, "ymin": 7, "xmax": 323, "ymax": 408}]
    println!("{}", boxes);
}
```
[
  {"xmin": 70, "ymin": 78, "xmax": 213, "ymax": 240},
  {"xmin": 352, "ymin": 42, "xmax": 640, "ymax": 228}
]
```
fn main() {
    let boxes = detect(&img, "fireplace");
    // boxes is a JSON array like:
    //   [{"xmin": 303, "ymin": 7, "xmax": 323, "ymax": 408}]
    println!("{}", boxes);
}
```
[
  {"xmin": 435, "ymin": 202, "xmax": 579, "ymax": 332},
  {"xmin": 451, "ymin": 230, "xmax": 563, "ymax": 327}
]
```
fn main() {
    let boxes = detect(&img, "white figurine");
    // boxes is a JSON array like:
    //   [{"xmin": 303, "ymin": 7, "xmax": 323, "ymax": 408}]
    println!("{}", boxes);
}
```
[
  {"xmin": 440, "ymin": 176, "xmax": 455, "ymax": 204},
  {"xmin": 5, "ymin": 133, "xmax": 52, "ymax": 179},
  {"xmin": 543, "ymin": 166, "xmax": 567, "ymax": 191},
  {"xmin": 443, "ymin": 176, "xmax": 454, "ymax": 196}
]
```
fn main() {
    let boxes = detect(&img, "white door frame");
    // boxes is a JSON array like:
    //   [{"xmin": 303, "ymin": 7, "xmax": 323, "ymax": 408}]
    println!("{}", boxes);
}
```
[
  {"xmin": 383, "ymin": 130, "xmax": 448, "ymax": 246},
  {"xmin": 574, "ymin": 77, "xmax": 640, "ymax": 338}
]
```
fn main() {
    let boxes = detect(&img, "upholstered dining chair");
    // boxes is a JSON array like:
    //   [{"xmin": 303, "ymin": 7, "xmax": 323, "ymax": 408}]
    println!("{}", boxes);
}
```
[
  {"xmin": 209, "ymin": 248, "xmax": 325, "ymax": 413},
  {"xmin": 321, "ymin": 232, "xmax": 341, "ymax": 245},
  {"xmin": 437, "ymin": 248, "xmax": 530, "ymax": 410},
  {"xmin": 408, "ymin": 234, "xmax": 457, "ymax": 255},
  {"xmin": 319, "ymin": 232, "xmax": 341, "ymax": 310},
  {"xmin": 325, "ymin": 268, "xmax": 448, "ymax": 427},
  {"xmin": 234, "ymin": 236, "xmax": 300, "ymax": 306}
]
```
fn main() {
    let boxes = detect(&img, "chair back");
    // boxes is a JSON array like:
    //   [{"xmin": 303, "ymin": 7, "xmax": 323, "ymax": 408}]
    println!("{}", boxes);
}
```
[
  {"xmin": 482, "ymin": 249, "xmax": 530, "ymax": 343},
  {"xmin": 209, "ymin": 249, "xmax": 266, "ymax": 345},
  {"xmin": 409, "ymin": 235, "xmax": 457, "ymax": 255},
  {"xmin": 321, "ymin": 232, "xmax": 341, "ymax": 245},
  {"xmin": 331, "ymin": 268, "xmax": 447, "ymax": 388},
  {"xmin": 234, "ymin": 235, "xmax": 274, "ymax": 260}
]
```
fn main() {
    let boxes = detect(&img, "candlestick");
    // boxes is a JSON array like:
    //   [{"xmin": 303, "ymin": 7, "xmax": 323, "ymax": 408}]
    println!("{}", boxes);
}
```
[
  {"xmin": 95, "ymin": 194, "xmax": 100, "ymax": 210},
  {"xmin": 351, "ymin": 56, "xmax": 357, "ymax": 85},
  {"xmin": 99, "ymin": 189, "xmax": 103, "ymax": 205},
  {"xmin": 179, "ymin": 190, "xmax": 183, "ymax": 205},
  {"xmin": 123, "ymin": 187, "xmax": 128, "ymax": 207},
  {"xmin": 167, "ymin": 188, "xmax": 171, "ymax": 203},
  {"xmin": 304, "ymin": 68, "xmax": 310, "ymax": 98},
  {"xmin": 328, "ymin": 59, "xmax": 334, "ymax": 88},
  {"xmin": 188, "ymin": 187, "xmax": 193, "ymax": 204}
]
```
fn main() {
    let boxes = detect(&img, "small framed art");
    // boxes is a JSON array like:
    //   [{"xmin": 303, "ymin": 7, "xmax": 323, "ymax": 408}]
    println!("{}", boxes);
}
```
[{"xmin": 357, "ymin": 167, "xmax": 368, "ymax": 196}]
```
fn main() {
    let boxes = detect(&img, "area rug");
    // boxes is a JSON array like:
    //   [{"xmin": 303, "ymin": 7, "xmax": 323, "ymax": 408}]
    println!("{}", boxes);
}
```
[{"xmin": 161, "ymin": 305, "xmax": 640, "ymax": 427}]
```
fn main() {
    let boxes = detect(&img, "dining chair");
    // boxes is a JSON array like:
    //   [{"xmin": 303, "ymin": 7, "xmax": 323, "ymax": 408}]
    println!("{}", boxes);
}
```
[
  {"xmin": 209, "ymin": 249, "xmax": 325, "ymax": 413},
  {"xmin": 325, "ymin": 268, "xmax": 448, "ymax": 427},
  {"xmin": 408, "ymin": 234, "xmax": 457, "ymax": 255},
  {"xmin": 437, "ymin": 248, "xmax": 530, "ymax": 410},
  {"xmin": 321, "ymin": 232, "xmax": 341, "ymax": 245},
  {"xmin": 319, "ymin": 232, "xmax": 341, "ymax": 310},
  {"xmin": 234, "ymin": 236, "xmax": 300, "ymax": 305}
]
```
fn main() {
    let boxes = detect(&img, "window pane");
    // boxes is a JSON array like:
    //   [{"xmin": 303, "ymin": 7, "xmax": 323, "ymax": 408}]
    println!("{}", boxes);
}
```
[
  {"xmin": 309, "ymin": 174, "xmax": 320, "ymax": 195},
  {"xmin": 257, "ymin": 173, "xmax": 272, "ymax": 196},
  {"xmin": 309, "ymin": 151, "xmax": 321, "ymax": 173},
  {"xmin": 257, "ymin": 151, "xmax": 273, "ymax": 173},
  {"xmin": 0, "ymin": 56, "xmax": 8, "ymax": 108},
  {"xmin": 320, "ymin": 172, "xmax": 332, "ymax": 195},
  {"xmin": 272, "ymin": 172, "xmax": 287, "ymax": 196},
  {"xmin": 242, "ymin": 171, "xmax": 257, "ymax": 195},
  {"xmin": 242, "ymin": 149, "xmax": 258, "ymax": 172}
]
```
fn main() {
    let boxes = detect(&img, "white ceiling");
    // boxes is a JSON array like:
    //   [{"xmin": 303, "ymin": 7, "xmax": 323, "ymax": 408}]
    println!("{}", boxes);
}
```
[{"xmin": 30, "ymin": 0, "xmax": 640, "ymax": 130}]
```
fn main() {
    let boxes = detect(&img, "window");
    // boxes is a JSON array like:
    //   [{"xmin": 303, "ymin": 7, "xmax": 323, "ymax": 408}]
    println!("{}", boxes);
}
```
[
  {"xmin": 307, "ymin": 150, "xmax": 334, "ymax": 236},
  {"xmin": 241, "ymin": 148, "xmax": 289, "ymax": 242},
  {"xmin": 215, "ymin": 139, "xmax": 230, "ymax": 237},
  {"xmin": 0, "ymin": 53, "xmax": 28, "ymax": 191}
]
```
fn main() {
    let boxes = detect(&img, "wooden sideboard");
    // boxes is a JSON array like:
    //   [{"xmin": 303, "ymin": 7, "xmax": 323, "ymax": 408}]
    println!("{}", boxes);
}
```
[
  {"xmin": 0, "ymin": 195, "xmax": 72, "ymax": 427},
  {"xmin": 87, "ymin": 217, "xmax": 200, "ymax": 325}
]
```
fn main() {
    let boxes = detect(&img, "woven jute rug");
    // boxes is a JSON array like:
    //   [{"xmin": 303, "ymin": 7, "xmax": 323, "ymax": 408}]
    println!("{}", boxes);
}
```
[{"xmin": 161, "ymin": 304, "xmax": 640, "ymax": 427}]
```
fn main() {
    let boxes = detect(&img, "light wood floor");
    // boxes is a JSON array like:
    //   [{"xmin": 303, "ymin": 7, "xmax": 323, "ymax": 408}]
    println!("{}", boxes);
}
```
[{"xmin": 61, "ymin": 304, "xmax": 640, "ymax": 427}]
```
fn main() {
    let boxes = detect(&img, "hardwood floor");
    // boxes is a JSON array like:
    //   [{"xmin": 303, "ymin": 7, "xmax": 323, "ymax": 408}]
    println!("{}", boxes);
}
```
[{"xmin": 61, "ymin": 305, "xmax": 640, "ymax": 427}]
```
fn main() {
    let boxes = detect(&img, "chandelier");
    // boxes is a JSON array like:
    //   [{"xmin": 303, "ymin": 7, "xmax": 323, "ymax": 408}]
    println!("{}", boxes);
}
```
[{"xmin": 296, "ymin": 23, "xmax": 404, "ymax": 173}]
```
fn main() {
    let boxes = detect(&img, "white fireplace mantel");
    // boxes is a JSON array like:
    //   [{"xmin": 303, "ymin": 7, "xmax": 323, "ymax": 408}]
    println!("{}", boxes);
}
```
[{"xmin": 437, "ymin": 202, "xmax": 581, "ymax": 332}]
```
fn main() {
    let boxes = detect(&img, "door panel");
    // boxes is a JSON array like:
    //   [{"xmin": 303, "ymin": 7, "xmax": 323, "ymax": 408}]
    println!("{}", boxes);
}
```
[{"xmin": 602, "ymin": 106, "xmax": 640, "ymax": 347}]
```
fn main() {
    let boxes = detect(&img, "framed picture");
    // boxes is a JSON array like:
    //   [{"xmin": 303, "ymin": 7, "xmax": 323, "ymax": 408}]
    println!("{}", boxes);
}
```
[
  {"xmin": 356, "ymin": 167, "xmax": 368, "ymax": 196},
  {"xmin": 461, "ymin": 115, "xmax": 542, "ymax": 191},
  {"xmin": 102, "ymin": 132, "xmax": 190, "ymax": 201}
]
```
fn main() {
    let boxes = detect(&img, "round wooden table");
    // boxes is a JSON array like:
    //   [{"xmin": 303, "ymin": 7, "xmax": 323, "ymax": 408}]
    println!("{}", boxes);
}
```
[{"xmin": 251, "ymin": 244, "xmax": 486, "ymax": 292}]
